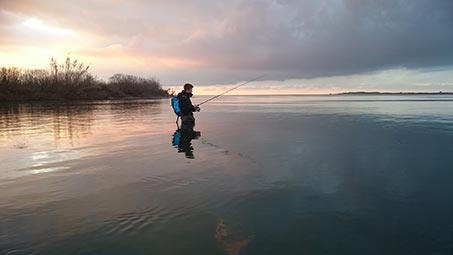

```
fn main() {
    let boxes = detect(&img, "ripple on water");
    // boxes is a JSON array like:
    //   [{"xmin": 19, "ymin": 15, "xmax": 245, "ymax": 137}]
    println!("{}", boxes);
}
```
[{"xmin": 98, "ymin": 206, "xmax": 175, "ymax": 236}]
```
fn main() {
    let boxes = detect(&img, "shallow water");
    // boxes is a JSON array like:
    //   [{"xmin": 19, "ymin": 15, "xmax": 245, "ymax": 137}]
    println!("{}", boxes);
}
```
[{"xmin": 1, "ymin": 95, "xmax": 453, "ymax": 254}]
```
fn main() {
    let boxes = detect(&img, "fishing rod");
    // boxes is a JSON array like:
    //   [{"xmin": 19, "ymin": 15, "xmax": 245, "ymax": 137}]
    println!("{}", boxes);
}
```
[{"xmin": 197, "ymin": 74, "xmax": 265, "ymax": 106}]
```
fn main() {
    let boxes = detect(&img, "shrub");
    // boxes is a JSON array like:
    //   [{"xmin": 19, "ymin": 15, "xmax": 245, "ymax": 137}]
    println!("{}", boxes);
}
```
[
  {"xmin": 108, "ymin": 73, "xmax": 164, "ymax": 97},
  {"xmin": 0, "ymin": 57, "xmax": 169, "ymax": 101}
]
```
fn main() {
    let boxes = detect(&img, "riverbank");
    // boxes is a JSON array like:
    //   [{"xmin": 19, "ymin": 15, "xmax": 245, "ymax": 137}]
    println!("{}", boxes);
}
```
[{"xmin": 0, "ymin": 88, "xmax": 170, "ymax": 102}]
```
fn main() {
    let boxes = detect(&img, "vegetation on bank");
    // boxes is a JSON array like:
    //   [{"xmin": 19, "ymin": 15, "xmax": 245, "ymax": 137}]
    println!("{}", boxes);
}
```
[{"xmin": 0, "ymin": 57, "xmax": 169, "ymax": 101}]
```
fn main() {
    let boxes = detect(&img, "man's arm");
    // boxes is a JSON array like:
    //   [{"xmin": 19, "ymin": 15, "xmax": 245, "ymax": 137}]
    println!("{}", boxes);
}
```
[{"xmin": 179, "ymin": 96, "xmax": 196, "ymax": 114}]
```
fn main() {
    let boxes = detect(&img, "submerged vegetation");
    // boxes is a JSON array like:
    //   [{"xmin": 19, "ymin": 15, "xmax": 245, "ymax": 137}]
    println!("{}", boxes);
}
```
[{"xmin": 0, "ymin": 57, "xmax": 169, "ymax": 101}]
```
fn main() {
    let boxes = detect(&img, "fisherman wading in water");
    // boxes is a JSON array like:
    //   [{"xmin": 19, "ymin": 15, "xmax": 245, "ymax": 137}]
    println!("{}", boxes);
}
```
[{"xmin": 177, "ymin": 83, "xmax": 200, "ymax": 126}]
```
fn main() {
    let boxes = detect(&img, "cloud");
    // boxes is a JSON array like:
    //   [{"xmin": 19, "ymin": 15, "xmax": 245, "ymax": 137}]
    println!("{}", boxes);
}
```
[
  {"xmin": 171, "ymin": 0, "xmax": 453, "ymax": 79},
  {"xmin": 1, "ymin": 0, "xmax": 453, "ymax": 85}
]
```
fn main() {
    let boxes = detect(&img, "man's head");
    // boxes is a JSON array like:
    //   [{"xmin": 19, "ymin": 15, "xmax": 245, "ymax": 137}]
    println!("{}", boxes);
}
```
[{"xmin": 183, "ymin": 83, "xmax": 193, "ymax": 94}]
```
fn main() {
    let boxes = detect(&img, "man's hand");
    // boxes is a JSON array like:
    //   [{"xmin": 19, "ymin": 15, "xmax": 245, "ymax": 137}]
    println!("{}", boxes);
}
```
[{"xmin": 195, "ymin": 104, "xmax": 201, "ymax": 112}]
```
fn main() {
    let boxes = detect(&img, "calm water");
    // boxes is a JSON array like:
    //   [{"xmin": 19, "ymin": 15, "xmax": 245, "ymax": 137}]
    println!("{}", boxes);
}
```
[{"xmin": 1, "ymin": 95, "xmax": 453, "ymax": 255}]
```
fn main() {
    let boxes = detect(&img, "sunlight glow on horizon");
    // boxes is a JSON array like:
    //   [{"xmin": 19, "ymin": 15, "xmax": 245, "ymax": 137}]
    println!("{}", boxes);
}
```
[{"xmin": 0, "ymin": 15, "xmax": 204, "ymax": 78}]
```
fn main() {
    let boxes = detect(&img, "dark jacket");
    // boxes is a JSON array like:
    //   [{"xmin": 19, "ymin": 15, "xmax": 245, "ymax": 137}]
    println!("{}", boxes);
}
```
[{"xmin": 177, "ymin": 91, "xmax": 196, "ymax": 116}]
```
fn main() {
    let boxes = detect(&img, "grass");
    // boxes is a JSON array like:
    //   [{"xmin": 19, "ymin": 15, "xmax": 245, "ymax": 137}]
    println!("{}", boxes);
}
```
[{"xmin": 0, "ymin": 57, "xmax": 170, "ymax": 101}]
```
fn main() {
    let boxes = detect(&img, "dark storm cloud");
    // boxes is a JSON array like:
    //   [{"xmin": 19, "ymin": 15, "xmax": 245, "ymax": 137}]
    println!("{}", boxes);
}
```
[{"xmin": 168, "ymin": 0, "xmax": 453, "ymax": 81}]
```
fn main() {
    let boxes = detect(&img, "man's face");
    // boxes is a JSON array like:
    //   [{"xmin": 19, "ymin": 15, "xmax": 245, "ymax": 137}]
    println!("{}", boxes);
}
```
[{"xmin": 186, "ymin": 88, "xmax": 193, "ymax": 94}]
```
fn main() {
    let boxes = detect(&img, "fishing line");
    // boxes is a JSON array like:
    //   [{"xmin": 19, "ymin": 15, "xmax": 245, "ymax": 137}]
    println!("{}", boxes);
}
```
[{"xmin": 197, "ymin": 74, "xmax": 265, "ymax": 106}]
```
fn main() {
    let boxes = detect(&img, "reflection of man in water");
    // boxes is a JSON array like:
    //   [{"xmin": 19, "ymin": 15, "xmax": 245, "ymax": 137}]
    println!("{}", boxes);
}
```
[
  {"xmin": 177, "ymin": 83, "xmax": 200, "ymax": 126},
  {"xmin": 172, "ymin": 122, "xmax": 201, "ymax": 159}
]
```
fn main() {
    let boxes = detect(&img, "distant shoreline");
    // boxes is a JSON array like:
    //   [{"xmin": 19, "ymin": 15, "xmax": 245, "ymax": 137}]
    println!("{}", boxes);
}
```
[
  {"xmin": 195, "ymin": 92, "xmax": 453, "ymax": 97},
  {"xmin": 333, "ymin": 91, "xmax": 453, "ymax": 95}
]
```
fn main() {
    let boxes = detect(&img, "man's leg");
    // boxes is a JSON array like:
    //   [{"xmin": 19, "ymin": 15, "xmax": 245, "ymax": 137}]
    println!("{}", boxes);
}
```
[{"xmin": 181, "ymin": 115, "xmax": 195, "ymax": 126}]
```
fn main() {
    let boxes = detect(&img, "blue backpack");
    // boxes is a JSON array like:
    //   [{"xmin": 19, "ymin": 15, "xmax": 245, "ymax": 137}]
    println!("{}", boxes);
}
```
[
  {"xmin": 171, "ymin": 96, "xmax": 182, "ymax": 116},
  {"xmin": 172, "ymin": 129, "xmax": 181, "ymax": 147}
]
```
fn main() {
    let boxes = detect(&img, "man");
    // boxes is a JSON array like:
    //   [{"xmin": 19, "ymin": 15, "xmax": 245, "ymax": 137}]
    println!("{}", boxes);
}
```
[{"xmin": 177, "ymin": 83, "xmax": 200, "ymax": 126}]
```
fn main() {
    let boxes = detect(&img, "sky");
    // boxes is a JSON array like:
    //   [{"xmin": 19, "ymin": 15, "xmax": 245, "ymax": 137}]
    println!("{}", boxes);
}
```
[{"xmin": 1, "ymin": 0, "xmax": 453, "ymax": 94}]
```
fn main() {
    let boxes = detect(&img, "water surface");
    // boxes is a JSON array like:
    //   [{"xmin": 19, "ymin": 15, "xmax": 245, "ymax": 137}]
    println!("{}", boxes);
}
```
[{"xmin": 1, "ymin": 95, "xmax": 453, "ymax": 254}]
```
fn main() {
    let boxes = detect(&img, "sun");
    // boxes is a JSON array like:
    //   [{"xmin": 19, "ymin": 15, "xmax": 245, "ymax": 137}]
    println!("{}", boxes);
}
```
[{"xmin": 22, "ymin": 18, "xmax": 73, "ymax": 36}]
